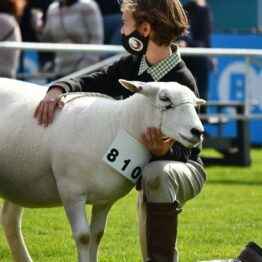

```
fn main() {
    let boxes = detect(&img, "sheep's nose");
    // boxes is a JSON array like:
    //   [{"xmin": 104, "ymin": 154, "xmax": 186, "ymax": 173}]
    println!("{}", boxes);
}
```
[{"xmin": 191, "ymin": 128, "xmax": 204, "ymax": 139}]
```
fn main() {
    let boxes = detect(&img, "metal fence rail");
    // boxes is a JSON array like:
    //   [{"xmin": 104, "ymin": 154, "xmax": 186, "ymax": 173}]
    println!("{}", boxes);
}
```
[
  {"xmin": 1, "ymin": 41, "xmax": 262, "ymax": 56},
  {"xmin": 0, "ymin": 41, "xmax": 262, "ymax": 120}
]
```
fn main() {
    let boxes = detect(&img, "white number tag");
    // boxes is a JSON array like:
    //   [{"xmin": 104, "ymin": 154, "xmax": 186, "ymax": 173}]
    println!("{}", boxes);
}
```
[{"xmin": 102, "ymin": 130, "xmax": 152, "ymax": 183}]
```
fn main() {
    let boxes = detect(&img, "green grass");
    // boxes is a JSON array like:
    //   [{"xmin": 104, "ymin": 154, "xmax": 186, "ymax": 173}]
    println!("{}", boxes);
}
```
[{"xmin": 1, "ymin": 149, "xmax": 262, "ymax": 261}]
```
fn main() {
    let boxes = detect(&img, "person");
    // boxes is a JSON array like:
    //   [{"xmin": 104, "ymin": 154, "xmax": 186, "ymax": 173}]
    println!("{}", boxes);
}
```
[
  {"xmin": 177, "ymin": 0, "xmax": 213, "ymax": 113},
  {"xmin": 95, "ymin": 0, "xmax": 122, "ymax": 45},
  {"xmin": 34, "ymin": 0, "xmax": 207, "ymax": 261},
  {"xmin": 19, "ymin": 0, "xmax": 54, "ymax": 42},
  {"xmin": 32, "ymin": 0, "xmax": 104, "ymax": 78},
  {"xmin": 198, "ymin": 241, "xmax": 262, "ymax": 262},
  {"xmin": 19, "ymin": 0, "xmax": 55, "ymax": 73},
  {"xmin": 0, "ymin": 0, "xmax": 26, "ymax": 78}
]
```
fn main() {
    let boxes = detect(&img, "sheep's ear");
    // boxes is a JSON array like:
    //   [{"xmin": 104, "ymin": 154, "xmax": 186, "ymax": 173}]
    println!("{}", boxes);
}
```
[
  {"xmin": 118, "ymin": 79, "xmax": 155, "ymax": 96},
  {"xmin": 196, "ymin": 98, "xmax": 206, "ymax": 105}
]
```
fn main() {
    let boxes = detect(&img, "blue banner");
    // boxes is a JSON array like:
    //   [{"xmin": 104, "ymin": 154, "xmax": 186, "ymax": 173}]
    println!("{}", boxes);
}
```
[{"xmin": 207, "ymin": 34, "xmax": 262, "ymax": 144}]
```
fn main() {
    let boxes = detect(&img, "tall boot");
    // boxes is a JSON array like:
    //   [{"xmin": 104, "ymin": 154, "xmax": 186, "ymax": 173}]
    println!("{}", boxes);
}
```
[{"xmin": 146, "ymin": 200, "xmax": 182, "ymax": 262}]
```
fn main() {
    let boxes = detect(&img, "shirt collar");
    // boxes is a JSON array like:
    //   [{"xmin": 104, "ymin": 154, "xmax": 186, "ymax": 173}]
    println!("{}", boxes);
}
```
[{"xmin": 138, "ymin": 44, "xmax": 181, "ymax": 81}]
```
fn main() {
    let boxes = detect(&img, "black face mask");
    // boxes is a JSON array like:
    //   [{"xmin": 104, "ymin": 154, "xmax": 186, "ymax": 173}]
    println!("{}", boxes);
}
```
[{"xmin": 121, "ymin": 30, "xmax": 149, "ymax": 55}]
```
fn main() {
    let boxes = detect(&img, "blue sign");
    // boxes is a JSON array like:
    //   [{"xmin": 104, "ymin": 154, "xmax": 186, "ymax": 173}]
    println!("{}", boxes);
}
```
[
  {"xmin": 207, "ymin": 34, "xmax": 262, "ymax": 144},
  {"xmin": 18, "ymin": 51, "xmax": 47, "ymax": 85}
]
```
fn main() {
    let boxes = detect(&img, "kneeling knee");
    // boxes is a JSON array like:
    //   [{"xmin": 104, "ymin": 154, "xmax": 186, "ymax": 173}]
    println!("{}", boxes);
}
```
[{"xmin": 142, "ymin": 162, "xmax": 170, "ymax": 191}]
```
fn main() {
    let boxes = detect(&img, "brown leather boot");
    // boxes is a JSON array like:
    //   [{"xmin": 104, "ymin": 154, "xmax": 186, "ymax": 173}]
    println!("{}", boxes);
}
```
[{"xmin": 146, "ymin": 200, "xmax": 182, "ymax": 262}]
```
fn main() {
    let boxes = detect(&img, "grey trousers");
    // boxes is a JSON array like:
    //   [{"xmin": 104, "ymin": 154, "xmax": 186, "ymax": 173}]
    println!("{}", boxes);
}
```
[{"xmin": 137, "ymin": 160, "xmax": 207, "ymax": 262}]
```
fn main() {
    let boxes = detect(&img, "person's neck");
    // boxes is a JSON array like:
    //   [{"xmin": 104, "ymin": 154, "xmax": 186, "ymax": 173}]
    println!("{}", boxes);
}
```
[{"xmin": 145, "ymin": 41, "xmax": 172, "ymax": 66}]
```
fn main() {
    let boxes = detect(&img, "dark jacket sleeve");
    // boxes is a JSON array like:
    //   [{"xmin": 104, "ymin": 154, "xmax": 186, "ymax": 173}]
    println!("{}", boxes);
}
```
[
  {"xmin": 150, "ymin": 142, "xmax": 192, "ymax": 162},
  {"xmin": 49, "ymin": 55, "xmax": 131, "ymax": 97}
]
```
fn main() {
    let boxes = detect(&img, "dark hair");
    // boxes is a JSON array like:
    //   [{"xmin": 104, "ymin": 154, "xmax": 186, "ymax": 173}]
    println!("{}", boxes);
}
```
[
  {"xmin": 0, "ymin": 0, "xmax": 26, "ymax": 21},
  {"xmin": 119, "ymin": 0, "xmax": 189, "ymax": 46}
]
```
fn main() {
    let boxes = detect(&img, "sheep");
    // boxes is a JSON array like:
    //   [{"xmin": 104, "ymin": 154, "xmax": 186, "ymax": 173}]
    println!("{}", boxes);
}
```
[{"xmin": 0, "ymin": 77, "xmax": 205, "ymax": 262}]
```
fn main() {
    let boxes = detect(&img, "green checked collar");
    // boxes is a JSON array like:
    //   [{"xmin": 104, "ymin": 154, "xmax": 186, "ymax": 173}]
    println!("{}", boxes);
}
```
[{"xmin": 138, "ymin": 44, "xmax": 181, "ymax": 81}]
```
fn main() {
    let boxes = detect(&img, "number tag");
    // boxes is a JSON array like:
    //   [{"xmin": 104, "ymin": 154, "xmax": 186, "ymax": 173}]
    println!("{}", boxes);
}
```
[{"xmin": 102, "ymin": 130, "xmax": 152, "ymax": 183}]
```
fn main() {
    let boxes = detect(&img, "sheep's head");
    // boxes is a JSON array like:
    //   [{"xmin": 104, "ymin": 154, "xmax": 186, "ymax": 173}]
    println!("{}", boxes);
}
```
[{"xmin": 119, "ymin": 79, "xmax": 205, "ymax": 148}]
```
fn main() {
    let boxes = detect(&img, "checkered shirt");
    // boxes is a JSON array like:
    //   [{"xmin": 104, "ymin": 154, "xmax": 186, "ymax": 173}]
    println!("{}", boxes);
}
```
[{"xmin": 138, "ymin": 44, "xmax": 181, "ymax": 81}]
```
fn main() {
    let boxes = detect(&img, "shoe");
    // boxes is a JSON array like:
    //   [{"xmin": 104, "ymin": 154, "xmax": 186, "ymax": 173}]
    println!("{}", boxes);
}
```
[
  {"xmin": 237, "ymin": 242, "xmax": 262, "ymax": 262},
  {"xmin": 197, "ymin": 241, "xmax": 262, "ymax": 262}
]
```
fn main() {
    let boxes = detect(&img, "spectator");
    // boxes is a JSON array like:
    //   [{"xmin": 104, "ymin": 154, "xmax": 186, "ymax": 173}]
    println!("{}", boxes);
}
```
[
  {"xmin": 20, "ymin": 0, "xmax": 54, "ymax": 42},
  {"xmin": 95, "ymin": 0, "xmax": 122, "ymax": 45},
  {"xmin": 34, "ymin": 0, "xmax": 207, "ymax": 261},
  {"xmin": 32, "ymin": 0, "xmax": 104, "ymax": 78},
  {"xmin": 0, "ymin": 0, "xmax": 26, "ymax": 78},
  {"xmin": 19, "ymin": 0, "xmax": 55, "ymax": 73},
  {"xmin": 177, "ymin": 0, "xmax": 213, "ymax": 113}
]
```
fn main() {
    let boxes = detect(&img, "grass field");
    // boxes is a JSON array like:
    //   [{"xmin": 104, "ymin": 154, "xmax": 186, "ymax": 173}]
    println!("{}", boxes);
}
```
[{"xmin": 0, "ymin": 148, "xmax": 262, "ymax": 262}]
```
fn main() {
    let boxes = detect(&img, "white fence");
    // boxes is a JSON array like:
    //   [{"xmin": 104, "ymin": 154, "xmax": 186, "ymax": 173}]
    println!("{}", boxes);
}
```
[{"xmin": 0, "ymin": 41, "xmax": 262, "ymax": 120}]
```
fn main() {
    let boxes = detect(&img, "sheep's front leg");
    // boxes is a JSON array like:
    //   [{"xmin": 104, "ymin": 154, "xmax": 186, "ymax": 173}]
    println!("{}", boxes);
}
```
[
  {"xmin": 0, "ymin": 200, "xmax": 32, "ymax": 262},
  {"xmin": 89, "ymin": 203, "xmax": 113, "ymax": 261},
  {"xmin": 62, "ymin": 196, "xmax": 91, "ymax": 262}
]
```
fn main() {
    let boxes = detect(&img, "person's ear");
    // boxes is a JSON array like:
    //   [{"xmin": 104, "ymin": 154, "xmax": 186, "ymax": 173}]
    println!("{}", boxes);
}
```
[{"xmin": 138, "ymin": 21, "xmax": 151, "ymax": 37}]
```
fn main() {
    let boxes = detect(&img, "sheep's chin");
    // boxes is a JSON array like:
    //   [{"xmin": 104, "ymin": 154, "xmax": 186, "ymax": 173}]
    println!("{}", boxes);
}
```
[
  {"xmin": 179, "ymin": 133, "xmax": 200, "ymax": 148},
  {"xmin": 162, "ymin": 133, "xmax": 199, "ymax": 148}
]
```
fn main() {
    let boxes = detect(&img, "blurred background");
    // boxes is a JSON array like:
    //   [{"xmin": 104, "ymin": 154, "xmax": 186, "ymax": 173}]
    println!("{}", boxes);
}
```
[{"xmin": 1, "ymin": 0, "xmax": 262, "ymax": 156}]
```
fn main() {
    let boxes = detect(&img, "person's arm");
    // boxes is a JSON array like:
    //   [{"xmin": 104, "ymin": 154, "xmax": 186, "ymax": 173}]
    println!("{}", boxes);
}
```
[
  {"xmin": 34, "ymin": 56, "xmax": 127, "ymax": 127},
  {"xmin": 49, "ymin": 57, "xmax": 125, "ymax": 95},
  {"xmin": 150, "ymin": 141, "xmax": 192, "ymax": 162},
  {"xmin": 141, "ymin": 127, "xmax": 192, "ymax": 162}
]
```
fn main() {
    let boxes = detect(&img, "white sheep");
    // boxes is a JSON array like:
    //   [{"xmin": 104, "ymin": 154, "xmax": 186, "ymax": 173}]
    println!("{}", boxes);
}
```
[{"xmin": 0, "ymin": 77, "xmax": 205, "ymax": 262}]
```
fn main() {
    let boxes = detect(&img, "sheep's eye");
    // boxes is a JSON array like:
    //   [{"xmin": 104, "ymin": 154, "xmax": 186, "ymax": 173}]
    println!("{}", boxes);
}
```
[{"xmin": 160, "ymin": 95, "xmax": 171, "ymax": 103}]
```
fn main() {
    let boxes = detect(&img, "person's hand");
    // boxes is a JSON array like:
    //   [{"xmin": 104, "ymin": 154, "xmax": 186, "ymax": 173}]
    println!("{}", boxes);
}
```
[
  {"xmin": 34, "ymin": 87, "xmax": 65, "ymax": 127},
  {"xmin": 30, "ymin": 8, "xmax": 44, "ymax": 33},
  {"xmin": 141, "ymin": 127, "xmax": 175, "ymax": 156}
]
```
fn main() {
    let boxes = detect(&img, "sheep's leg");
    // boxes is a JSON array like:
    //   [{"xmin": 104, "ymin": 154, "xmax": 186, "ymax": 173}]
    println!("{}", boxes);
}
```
[
  {"xmin": 62, "ymin": 196, "xmax": 91, "ymax": 262},
  {"xmin": 89, "ymin": 203, "xmax": 113, "ymax": 262},
  {"xmin": 0, "ymin": 200, "xmax": 32, "ymax": 262}
]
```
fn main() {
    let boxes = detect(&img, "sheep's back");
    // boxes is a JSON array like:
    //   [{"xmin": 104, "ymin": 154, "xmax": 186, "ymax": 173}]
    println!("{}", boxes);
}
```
[{"xmin": 0, "ymin": 78, "xmax": 134, "ymax": 206}]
